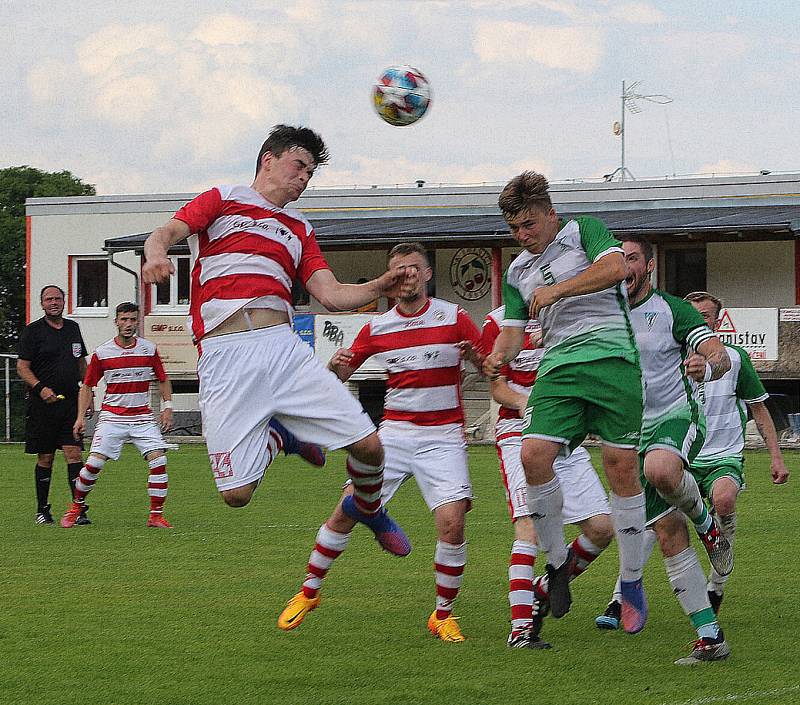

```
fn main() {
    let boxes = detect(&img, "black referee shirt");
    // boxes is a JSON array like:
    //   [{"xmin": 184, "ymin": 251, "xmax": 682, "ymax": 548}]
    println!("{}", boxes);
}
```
[{"xmin": 17, "ymin": 317, "xmax": 88, "ymax": 400}]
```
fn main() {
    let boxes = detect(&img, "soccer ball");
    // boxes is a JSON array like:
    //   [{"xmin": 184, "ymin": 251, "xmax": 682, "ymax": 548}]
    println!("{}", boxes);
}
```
[{"xmin": 373, "ymin": 65, "xmax": 431, "ymax": 127}]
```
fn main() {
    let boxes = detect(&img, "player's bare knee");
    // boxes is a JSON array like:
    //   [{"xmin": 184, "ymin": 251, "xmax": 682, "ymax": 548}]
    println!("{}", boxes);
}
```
[
  {"xmin": 583, "ymin": 514, "xmax": 614, "ymax": 548},
  {"xmin": 347, "ymin": 433, "xmax": 383, "ymax": 467},
  {"xmin": 712, "ymin": 479, "xmax": 738, "ymax": 516},
  {"xmin": 221, "ymin": 486, "xmax": 254, "ymax": 508}
]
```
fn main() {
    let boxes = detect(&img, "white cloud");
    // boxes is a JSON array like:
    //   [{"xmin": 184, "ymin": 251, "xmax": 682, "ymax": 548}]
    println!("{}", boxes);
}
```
[
  {"xmin": 473, "ymin": 20, "xmax": 604, "ymax": 73},
  {"xmin": 608, "ymin": 2, "xmax": 666, "ymax": 24}
]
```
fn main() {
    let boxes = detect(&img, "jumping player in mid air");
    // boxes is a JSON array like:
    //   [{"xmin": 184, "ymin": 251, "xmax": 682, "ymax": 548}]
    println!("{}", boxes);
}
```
[
  {"xmin": 484, "ymin": 172, "xmax": 649, "ymax": 634},
  {"xmin": 142, "ymin": 125, "xmax": 411, "ymax": 562}
]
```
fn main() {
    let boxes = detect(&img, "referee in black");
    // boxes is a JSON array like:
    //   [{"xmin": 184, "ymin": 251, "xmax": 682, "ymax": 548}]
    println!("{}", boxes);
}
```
[{"xmin": 17, "ymin": 285, "xmax": 91, "ymax": 525}]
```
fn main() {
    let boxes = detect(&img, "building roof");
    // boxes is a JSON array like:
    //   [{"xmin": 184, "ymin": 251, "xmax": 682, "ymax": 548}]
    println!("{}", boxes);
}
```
[{"xmin": 104, "ymin": 203, "xmax": 800, "ymax": 253}]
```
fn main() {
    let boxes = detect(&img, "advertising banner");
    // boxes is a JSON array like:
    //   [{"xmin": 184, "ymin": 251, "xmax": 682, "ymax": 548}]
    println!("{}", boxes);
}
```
[{"xmin": 716, "ymin": 308, "xmax": 778, "ymax": 361}]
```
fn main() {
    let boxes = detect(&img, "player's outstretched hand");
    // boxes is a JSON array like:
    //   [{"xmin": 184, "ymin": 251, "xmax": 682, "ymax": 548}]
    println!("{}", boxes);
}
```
[
  {"xmin": 73, "ymin": 416, "xmax": 85, "ymax": 441},
  {"xmin": 684, "ymin": 352, "xmax": 706, "ymax": 382},
  {"xmin": 142, "ymin": 255, "xmax": 175, "ymax": 284},
  {"xmin": 372, "ymin": 268, "xmax": 405, "ymax": 299}
]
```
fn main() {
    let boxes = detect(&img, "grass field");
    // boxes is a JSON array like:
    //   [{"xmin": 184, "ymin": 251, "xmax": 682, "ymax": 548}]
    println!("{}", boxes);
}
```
[{"xmin": 2, "ymin": 443, "xmax": 798, "ymax": 705}]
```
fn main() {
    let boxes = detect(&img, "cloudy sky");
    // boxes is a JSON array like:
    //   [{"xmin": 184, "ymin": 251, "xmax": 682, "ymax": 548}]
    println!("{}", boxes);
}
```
[{"xmin": 3, "ymin": 0, "xmax": 798, "ymax": 194}]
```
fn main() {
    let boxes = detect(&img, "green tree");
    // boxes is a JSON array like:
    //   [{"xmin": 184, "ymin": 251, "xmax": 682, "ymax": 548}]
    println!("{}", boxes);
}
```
[{"xmin": 0, "ymin": 166, "xmax": 96, "ymax": 351}]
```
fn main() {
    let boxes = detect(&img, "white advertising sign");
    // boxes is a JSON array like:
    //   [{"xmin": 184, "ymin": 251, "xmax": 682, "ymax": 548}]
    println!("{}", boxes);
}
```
[
  {"xmin": 715, "ymin": 308, "xmax": 778, "ymax": 361},
  {"xmin": 779, "ymin": 308, "xmax": 800, "ymax": 322},
  {"xmin": 313, "ymin": 313, "xmax": 384, "ymax": 378}
]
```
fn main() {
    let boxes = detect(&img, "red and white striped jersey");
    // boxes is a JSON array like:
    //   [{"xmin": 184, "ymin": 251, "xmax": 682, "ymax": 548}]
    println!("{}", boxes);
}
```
[
  {"xmin": 347, "ymin": 298, "xmax": 482, "ymax": 428},
  {"xmin": 84, "ymin": 337, "xmax": 167, "ymax": 422},
  {"xmin": 480, "ymin": 306, "xmax": 544, "ymax": 420},
  {"xmin": 173, "ymin": 185, "xmax": 330, "ymax": 341}
]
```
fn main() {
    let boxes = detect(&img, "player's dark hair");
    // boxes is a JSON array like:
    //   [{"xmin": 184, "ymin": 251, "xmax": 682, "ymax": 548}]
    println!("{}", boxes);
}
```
[
  {"xmin": 115, "ymin": 301, "xmax": 139, "ymax": 316},
  {"xmin": 498, "ymin": 171, "xmax": 553, "ymax": 219},
  {"xmin": 619, "ymin": 235, "xmax": 654, "ymax": 263},
  {"xmin": 40, "ymin": 285, "xmax": 65, "ymax": 301},
  {"xmin": 255, "ymin": 125, "xmax": 330, "ymax": 176},
  {"xmin": 387, "ymin": 242, "xmax": 430, "ymax": 266},
  {"xmin": 684, "ymin": 291, "xmax": 723, "ymax": 319}
]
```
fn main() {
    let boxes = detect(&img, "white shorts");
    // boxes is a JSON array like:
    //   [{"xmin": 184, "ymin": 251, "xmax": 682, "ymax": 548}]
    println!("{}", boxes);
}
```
[
  {"xmin": 378, "ymin": 421, "xmax": 472, "ymax": 512},
  {"xmin": 496, "ymin": 419, "xmax": 610, "ymax": 523},
  {"xmin": 90, "ymin": 416, "xmax": 166, "ymax": 461},
  {"xmin": 198, "ymin": 324, "xmax": 375, "ymax": 491}
]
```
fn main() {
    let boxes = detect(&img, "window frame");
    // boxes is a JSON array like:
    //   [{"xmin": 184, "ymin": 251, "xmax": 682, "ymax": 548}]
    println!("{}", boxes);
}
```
[
  {"xmin": 69, "ymin": 254, "xmax": 110, "ymax": 317},
  {"xmin": 150, "ymin": 255, "xmax": 191, "ymax": 314}
]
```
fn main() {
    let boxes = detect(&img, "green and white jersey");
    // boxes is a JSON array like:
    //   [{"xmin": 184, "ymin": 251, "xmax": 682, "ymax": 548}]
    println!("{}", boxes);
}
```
[
  {"xmin": 631, "ymin": 288, "xmax": 716, "ymax": 423},
  {"xmin": 502, "ymin": 216, "xmax": 638, "ymax": 378},
  {"xmin": 694, "ymin": 344, "xmax": 768, "ymax": 462}
]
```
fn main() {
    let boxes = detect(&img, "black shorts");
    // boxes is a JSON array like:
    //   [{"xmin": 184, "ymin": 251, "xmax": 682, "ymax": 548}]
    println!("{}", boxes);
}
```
[{"xmin": 24, "ymin": 397, "xmax": 84, "ymax": 454}]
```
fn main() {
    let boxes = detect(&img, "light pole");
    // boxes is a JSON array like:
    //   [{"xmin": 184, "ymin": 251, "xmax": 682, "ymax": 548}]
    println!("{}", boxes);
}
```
[{"xmin": 605, "ymin": 80, "xmax": 673, "ymax": 182}]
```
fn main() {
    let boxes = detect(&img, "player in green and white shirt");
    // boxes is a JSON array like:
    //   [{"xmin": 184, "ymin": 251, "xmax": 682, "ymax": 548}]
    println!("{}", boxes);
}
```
[
  {"xmin": 484, "ymin": 172, "xmax": 648, "ymax": 635},
  {"xmin": 686, "ymin": 291, "xmax": 790, "ymax": 614},
  {"xmin": 601, "ymin": 237, "xmax": 733, "ymax": 664}
]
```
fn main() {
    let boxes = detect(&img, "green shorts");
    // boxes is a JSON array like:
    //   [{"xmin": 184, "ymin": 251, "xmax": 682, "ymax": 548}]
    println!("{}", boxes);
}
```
[
  {"xmin": 524, "ymin": 358, "xmax": 643, "ymax": 454},
  {"xmin": 642, "ymin": 473, "xmax": 672, "ymax": 527},
  {"xmin": 639, "ymin": 406, "xmax": 705, "ymax": 467},
  {"xmin": 640, "ymin": 409, "xmax": 705, "ymax": 526},
  {"xmin": 690, "ymin": 456, "xmax": 745, "ymax": 499}
]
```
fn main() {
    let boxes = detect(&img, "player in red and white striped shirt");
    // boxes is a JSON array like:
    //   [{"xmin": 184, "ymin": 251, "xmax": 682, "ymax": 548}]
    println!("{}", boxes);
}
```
[
  {"xmin": 142, "ymin": 126, "xmax": 411, "ymax": 561},
  {"xmin": 278, "ymin": 243, "xmax": 485, "ymax": 642},
  {"xmin": 60, "ymin": 302, "xmax": 175, "ymax": 528},
  {"xmin": 481, "ymin": 306, "xmax": 614, "ymax": 648}
]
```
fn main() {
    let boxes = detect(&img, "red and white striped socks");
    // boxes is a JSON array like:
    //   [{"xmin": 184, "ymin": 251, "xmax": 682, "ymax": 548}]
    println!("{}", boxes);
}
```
[
  {"xmin": 302, "ymin": 524, "xmax": 351, "ymax": 599},
  {"xmin": 434, "ymin": 540, "xmax": 467, "ymax": 620},
  {"xmin": 509, "ymin": 540, "xmax": 537, "ymax": 634},
  {"xmin": 73, "ymin": 455, "xmax": 105, "ymax": 503},
  {"xmin": 346, "ymin": 456, "xmax": 383, "ymax": 516},
  {"xmin": 147, "ymin": 456, "xmax": 168, "ymax": 514}
]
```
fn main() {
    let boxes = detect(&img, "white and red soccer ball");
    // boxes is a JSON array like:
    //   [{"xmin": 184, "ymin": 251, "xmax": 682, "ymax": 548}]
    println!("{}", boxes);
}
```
[{"xmin": 373, "ymin": 65, "xmax": 431, "ymax": 127}]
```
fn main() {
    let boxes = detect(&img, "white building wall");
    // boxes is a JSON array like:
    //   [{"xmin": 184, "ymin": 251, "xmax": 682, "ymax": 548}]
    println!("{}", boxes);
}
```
[
  {"xmin": 29, "ymin": 210, "xmax": 177, "ymax": 353},
  {"xmin": 707, "ymin": 241, "xmax": 795, "ymax": 308}
]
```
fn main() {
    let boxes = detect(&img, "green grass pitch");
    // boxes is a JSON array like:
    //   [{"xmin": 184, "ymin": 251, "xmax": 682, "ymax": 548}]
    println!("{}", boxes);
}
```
[{"xmin": 2, "ymin": 443, "xmax": 798, "ymax": 705}]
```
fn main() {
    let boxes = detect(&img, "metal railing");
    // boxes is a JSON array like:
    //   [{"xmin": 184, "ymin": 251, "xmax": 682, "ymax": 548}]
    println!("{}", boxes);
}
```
[{"xmin": 0, "ymin": 354, "xmax": 18, "ymax": 442}]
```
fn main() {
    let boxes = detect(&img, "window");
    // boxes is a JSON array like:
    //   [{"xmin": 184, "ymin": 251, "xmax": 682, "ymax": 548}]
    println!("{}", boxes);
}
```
[
  {"xmin": 71, "ymin": 256, "xmax": 108, "ymax": 314},
  {"xmin": 151, "ymin": 256, "xmax": 191, "ymax": 312},
  {"xmin": 662, "ymin": 245, "xmax": 706, "ymax": 298}
]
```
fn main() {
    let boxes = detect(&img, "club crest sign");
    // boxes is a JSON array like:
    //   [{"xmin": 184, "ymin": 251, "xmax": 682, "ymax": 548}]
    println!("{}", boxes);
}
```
[{"xmin": 450, "ymin": 248, "xmax": 491, "ymax": 301}]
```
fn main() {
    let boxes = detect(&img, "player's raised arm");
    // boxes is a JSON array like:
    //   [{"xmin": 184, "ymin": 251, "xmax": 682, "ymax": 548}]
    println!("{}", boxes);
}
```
[
  {"xmin": 304, "ymin": 268, "xmax": 402, "ymax": 312},
  {"xmin": 143, "ymin": 219, "xmax": 191, "ymax": 284},
  {"xmin": 531, "ymin": 251, "xmax": 626, "ymax": 318}
]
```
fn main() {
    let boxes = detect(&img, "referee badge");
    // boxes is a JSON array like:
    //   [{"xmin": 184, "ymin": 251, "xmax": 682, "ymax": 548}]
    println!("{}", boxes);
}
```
[{"xmin": 72, "ymin": 343, "xmax": 82, "ymax": 357}]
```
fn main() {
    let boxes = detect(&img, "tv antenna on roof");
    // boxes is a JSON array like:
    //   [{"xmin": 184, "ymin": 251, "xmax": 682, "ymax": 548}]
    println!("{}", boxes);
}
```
[{"xmin": 604, "ymin": 80, "xmax": 673, "ymax": 182}]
